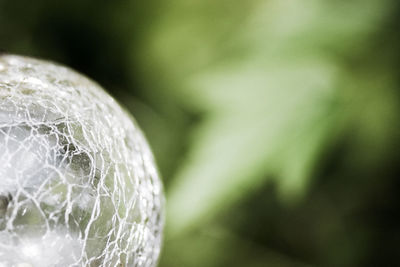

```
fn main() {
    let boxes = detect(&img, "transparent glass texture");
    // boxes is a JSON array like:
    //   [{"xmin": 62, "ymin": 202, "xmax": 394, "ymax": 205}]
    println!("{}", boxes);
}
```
[{"xmin": 0, "ymin": 55, "xmax": 164, "ymax": 267}]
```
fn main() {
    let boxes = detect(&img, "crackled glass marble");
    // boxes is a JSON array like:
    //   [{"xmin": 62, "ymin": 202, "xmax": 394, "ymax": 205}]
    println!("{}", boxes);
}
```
[{"xmin": 0, "ymin": 55, "xmax": 164, "ymax": 267}]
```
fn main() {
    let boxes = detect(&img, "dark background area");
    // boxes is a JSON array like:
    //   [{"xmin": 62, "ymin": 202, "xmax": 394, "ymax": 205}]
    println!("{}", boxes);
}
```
[{"xmin": 1, "ymin": 0, "xmax": 400, "ymax": 266}]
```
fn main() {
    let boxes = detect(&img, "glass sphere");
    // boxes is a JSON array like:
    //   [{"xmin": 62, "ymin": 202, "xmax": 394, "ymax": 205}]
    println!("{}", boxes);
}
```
[{"xmin": 0, "ymin": 55, "xmax": 164, "ymax": 267}]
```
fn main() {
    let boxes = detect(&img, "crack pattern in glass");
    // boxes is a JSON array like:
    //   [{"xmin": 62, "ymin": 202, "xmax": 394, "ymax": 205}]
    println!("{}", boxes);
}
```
[{"xmin": 0, "ymin": 55, "xmax": 164, "ymax": 267}]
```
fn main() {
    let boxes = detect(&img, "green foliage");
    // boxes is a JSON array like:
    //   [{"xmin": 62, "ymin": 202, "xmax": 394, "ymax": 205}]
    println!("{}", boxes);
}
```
[
  {"xmin": 1, "ymin": 0, "xmax": 399, "ymax": 266},
  {"xmin": 136, "ymin": 0, "xmax": 399, "ymax": 234}
]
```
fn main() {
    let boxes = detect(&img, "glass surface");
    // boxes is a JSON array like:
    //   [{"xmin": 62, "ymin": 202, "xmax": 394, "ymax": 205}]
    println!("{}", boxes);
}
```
[{"xmin": 0, "ymin": 55, "xmax": 164, "ymax": 267}]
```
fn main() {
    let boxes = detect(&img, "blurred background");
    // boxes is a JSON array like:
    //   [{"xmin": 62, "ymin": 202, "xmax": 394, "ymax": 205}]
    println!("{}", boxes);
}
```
[{"xmin": 1, "ymin": 0, "xmax": 399, "ymax": 266}]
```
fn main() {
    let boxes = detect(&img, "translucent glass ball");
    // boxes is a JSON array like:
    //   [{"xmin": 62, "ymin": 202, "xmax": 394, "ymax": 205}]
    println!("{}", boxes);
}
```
[{"xmin": 0, "ymin": 55, "xmax": 164, "ymax": 267}]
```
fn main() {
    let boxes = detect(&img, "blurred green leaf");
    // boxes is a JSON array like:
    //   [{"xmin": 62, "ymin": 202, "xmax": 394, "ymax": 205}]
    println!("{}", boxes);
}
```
[{"xmin": 135, "ymin": 0, "xmax": 397, "ymax": 234}]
